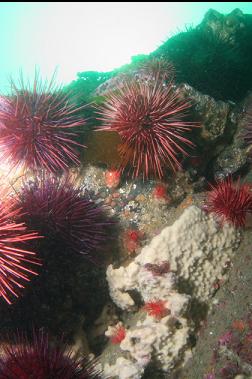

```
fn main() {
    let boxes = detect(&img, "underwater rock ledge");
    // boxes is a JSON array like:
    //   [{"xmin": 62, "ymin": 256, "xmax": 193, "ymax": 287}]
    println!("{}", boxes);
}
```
[{"xmin": 100, "ymin": 205, "xmax": 241, "ymax": 379}]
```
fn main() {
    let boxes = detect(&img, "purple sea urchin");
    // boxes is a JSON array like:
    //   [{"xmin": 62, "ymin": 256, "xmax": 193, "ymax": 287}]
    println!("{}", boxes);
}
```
[
  {"xmin": 18, "ymin": 174, "xmax": 113, "ymax": 259},
  {"xmin": 96, "ymin": 77, "xmax": 199, "ymax": 179},
  {"xmin": 0, "ymin": 330, "xmax": 101, "ymax": 378},
  {"xmin": 0, "ymin": 72, "xmax": 86, "ymax": 173}
]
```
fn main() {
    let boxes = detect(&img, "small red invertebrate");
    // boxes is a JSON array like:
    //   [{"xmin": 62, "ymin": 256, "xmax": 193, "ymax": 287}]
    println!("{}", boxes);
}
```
[
  {"xmin": 144, "ymin": 261, "xmax": 170, "ymax": 276},
  {"xmin": 0, "ymin": 72, "xmax": 86, "ymax": 173},
  {"xmin": 122, "ymin": 229, "xmax": 144, "ymax": 254},
  {"xmin": 143, "ymin": 300, "xmax": 170, "ymax": 319},
  {"xmin": 110, "ymin": 325, "xmax": 126, "ymax": 344},
  {"xmin": 152, "ymin": 184, "xmax": 170, "ymax": 202},
  {"xmin": 96, "ymin": 77, "xmax": 199, "ymax": 179},
  {"xmin": 0, "ymin": 187, "xmax": 42, "ymax": 304},
  {"xmin": 104, "ymin": 168, "xmax": 121, "ymax": 188},
  {"xmin": 204, "ymin": 176, "xmax": 252, "ymax": 227},
  {"xmin": 0, "ymin": 330, "xmax": 101, "ymax": 378},
  {"xmin": 127, "ymin": 230, "xmax": 139, "ymax": 242}
]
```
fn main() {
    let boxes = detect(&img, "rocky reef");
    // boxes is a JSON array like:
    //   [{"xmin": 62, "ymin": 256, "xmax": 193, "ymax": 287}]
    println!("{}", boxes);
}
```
[
  {"xmin": 101, "ymin": 206, "xmax": 240, "ymax": 378},
  {"xmin": 0, "ymin": 6, "xmax": 252, "ymax": 379}
]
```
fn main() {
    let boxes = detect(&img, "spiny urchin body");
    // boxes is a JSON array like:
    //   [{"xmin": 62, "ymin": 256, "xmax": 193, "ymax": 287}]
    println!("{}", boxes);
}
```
[
  {"xmin": 204, "ymin": 176, "xmax": 252, "ymax": 227},
  {"xmin": 0, "ymin": 72, "xmax": 86, "ymax": 173},
  {"xmin": 18, "ymin": 174, "xmax": 114, "ymax": 259},
  {"xmin": 0, "ymin": 331, "xmax": 101, "ymax": 379},
  {"xmin": 0, "ymin": 187, "xmax": 41, "ymax": 305},
  {"xmin": 96, "ymin": 77, "xmax": 199, "ymax": 179},
  {"xmin": 137, "ymin": 57, "xmax": 175, "ymax": 83}
]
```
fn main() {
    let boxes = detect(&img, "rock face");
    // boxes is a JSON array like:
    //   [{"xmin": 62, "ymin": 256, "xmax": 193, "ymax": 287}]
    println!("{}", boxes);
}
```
[
  {"xmin": 25, "ymin": 8, "xmax": 252, "ymax": 379},
  {"xmin": 211, "ymin": 93, "xmax": 252, "ymax": 180},
  {"xmin": 89, "ymin": 8, "xmax": 252, "ymax": 179},
  {"xmin": 177, "ymin": 81, "xmax": 251, "ymax": 182},
  {"xmin": 197, "ymin": 8, "xmax": 248, "ymax": 46},
  {"xmin": 178, "ymin": 83, "xmax": 234, "ymax": 143},
  {"xmin": 102, "ymin": 206, "xmax": 241, "ymax": 379},
  {"xmin": 152, "ymin": 9, "xmax": 252, "ymax": 102},
  {"xmin": 67, "ymin": 9, "xmax": 252, "ymax": 179},
  {"xmin": 93, "ymin": 79, "xmax": 248, "ymax": 179},
  {"xmin": 107, "ymin": 206, "xmax": 240, "ymax": 307},
  {"xmin": 93, "ymin": 74, "xmax": 251, "ymax": 179}
]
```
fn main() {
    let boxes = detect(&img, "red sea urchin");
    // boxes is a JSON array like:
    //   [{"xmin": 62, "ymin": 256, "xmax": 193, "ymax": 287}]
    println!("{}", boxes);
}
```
[
  {"xmin": 137, "ymin": 57, "xmax": 175, "ymax": 83},
  {"xmin": 0, "ymin": 187, "xmax": 41, "ymax": 305},
  {"xmin": 204, "ymin": 176, "xmax": 252, "ymax": 227},
  {"xmin": 0, "ymin": 330, "xmax": 101, "ymax": 379},
  {"xmin": 96, "ymin": 77, "xmax": 199, "ymax": 179},
  {"xmin": 0, "ymin": 72, "xmax": 86, "ymax": 173},
  {"xmin": 18, "ymin": 174, "xmax": 113, "ymax": 259}
]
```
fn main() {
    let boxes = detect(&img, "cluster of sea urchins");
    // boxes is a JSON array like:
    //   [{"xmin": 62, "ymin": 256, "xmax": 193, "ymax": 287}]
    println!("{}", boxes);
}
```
[
  {"xmin": 0, "ymin": 72, "xmax": 86, "ymax": 173},
  {"xmin": 95, "ymin": 60, "xmax": 199, "ymax": 179},
  {"xmin": 0, "ymin": 73, "xmax": 113, "ymax": 306},
  {"xmin": 0, "ymin": 330, "xmax": 101, "ymax": 379},
  {"xmin": 0, "ymin": 75, "xmax": 109, "ymax": 371},
  {"xmin": 0, "ymin": 56, "xmax": 252, "ymax": 378}
]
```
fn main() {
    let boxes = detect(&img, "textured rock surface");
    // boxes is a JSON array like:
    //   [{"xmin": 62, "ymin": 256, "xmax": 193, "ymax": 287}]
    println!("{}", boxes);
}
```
[
  {"xmin": 178, "ymin": 83, "xmax": 233, "ymax": 143},
  {"xmin": 197, "ymin": 8, "xmax": 248, "ymax": 46},
  {"xmin": 93, "ymin": 77, "xmax": 248, "ymax": 178},
  {"xmin": 183, "ymin": 228, "xmax": 252, "ymax": 379},
  {"xmin": 102, "ymin": 206, "xmax": 241, "ymax": 378},
  {"xmin": 212, "ymin": 92, "xmax": 252, "ymax": 180},
  {"xmin": 107, "ymin": 206, "xmax": 240, "ymax": 306}
]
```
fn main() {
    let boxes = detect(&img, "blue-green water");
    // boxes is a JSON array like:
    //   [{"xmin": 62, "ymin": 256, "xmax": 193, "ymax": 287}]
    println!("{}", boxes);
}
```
[{"xmin": 0, "ymin": 2, "xmax": 251, "ymax": 93}]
